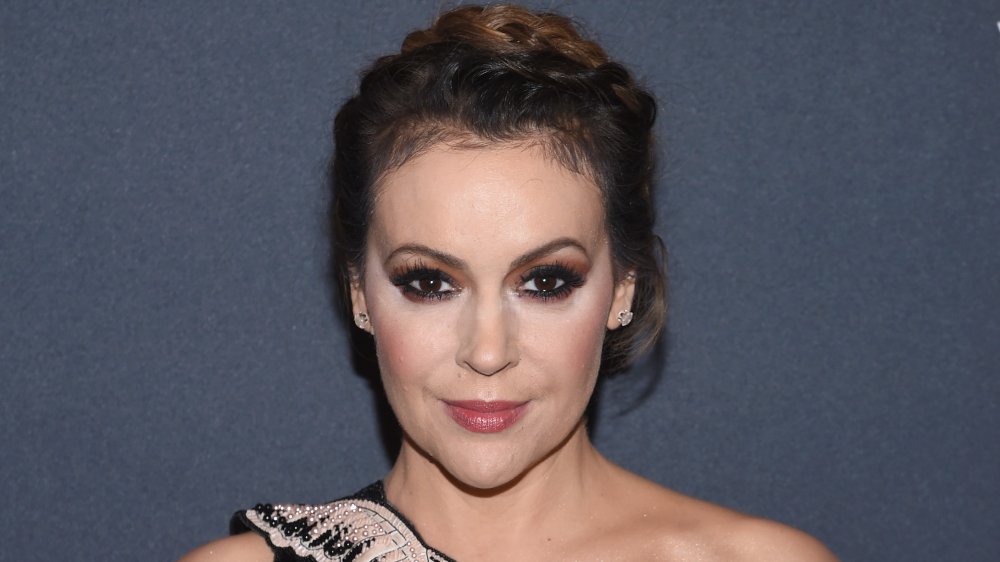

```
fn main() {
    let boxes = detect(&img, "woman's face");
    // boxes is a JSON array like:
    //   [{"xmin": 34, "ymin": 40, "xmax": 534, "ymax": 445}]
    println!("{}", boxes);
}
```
[{"xmin": 353, "ymin": 143, "xmax": 634, "ymax": 490}]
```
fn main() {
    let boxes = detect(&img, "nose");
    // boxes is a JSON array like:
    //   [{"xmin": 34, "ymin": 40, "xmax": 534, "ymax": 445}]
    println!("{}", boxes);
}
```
[{"xmin": 456, "ymin": 293, "xmax": 518, "ymax": 376}]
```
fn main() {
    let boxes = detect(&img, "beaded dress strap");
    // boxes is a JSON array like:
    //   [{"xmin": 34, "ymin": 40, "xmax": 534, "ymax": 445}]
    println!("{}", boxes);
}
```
[{"xmin": 232, "ymin": 482, "xmax": 455, "ymax": 562}]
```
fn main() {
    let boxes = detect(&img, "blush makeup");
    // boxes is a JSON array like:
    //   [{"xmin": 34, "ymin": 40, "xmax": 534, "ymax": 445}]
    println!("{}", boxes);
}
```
[{"xmin": 444, "ymin": 400, "xmax": 528, "ymax": 433}]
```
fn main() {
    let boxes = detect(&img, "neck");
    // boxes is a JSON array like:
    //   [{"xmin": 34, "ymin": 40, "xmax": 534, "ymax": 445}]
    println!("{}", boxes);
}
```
[{"xmin": 383, "ymin": 421, "xmax": 613, "ymax": 546}]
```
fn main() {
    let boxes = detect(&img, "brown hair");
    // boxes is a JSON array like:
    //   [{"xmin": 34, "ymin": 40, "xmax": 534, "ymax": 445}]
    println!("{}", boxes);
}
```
[{"xmin": 331, "ymin": 4, "xmax": 666, "ymax": 374}]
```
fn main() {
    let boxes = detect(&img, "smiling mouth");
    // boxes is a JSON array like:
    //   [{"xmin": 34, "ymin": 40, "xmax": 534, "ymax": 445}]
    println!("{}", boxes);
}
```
[{"xmin": 444, "ymin": 400, "xmax": 528, "ymax": 433}]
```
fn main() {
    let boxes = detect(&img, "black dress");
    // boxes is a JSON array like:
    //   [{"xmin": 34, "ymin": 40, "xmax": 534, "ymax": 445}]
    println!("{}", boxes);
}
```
[{"xmin": 231, "ymin": 481, "xmax": 456, "ymax": 562}]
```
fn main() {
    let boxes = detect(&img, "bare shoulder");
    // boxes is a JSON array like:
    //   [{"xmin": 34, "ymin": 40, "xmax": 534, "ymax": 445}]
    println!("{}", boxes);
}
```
[
  {"xmin": 721, "ymin": 516, "xmax": 839, "ymax": 561},
  {"xmin": 608, "ymin": 471, "xmax": 838, "ymax": 561},
  {"xmin": 177, "ymin": 533, "xmax": 272, "ymax": 562}
]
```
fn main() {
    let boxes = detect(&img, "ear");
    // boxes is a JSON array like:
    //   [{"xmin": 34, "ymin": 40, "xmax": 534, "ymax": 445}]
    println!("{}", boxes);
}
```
[
  {"xmin": 349, "ymin": 268, "xmax": 371, "ymax": 334},
  {"xmin": 606, "ymin": 271, "xmax": 637, "ymax": 330}
]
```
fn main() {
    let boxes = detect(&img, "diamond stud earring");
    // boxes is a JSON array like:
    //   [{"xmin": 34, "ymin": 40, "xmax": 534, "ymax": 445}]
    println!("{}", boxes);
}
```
[
  {"xmin": 617, "ymin": 309, "xmax": 634, "ymax": 327},
  {"xmin": 354, "ymin": 312, "xmax": 370, "ymax": 330}
]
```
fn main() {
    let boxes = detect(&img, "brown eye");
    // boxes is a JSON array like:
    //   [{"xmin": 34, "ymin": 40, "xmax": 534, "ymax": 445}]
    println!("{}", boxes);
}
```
[
  {"xmin": 416, "ymin": 278, "xmax": 442, "ymax": 293},
  {"xmin": 410, "ymin": 277, "xmax": 453, "ymax": 294},
  {"xmin": 518, "ymin": 264, "xmax": 583, "ymax": 301},
  {"xmin": 533, "ymin": 276, "xmax": 559, "ymax": 292},
  {"xmin": 523, "ymin": 275, "xmax": 565, "ymax": 293},
  {"xmin": 391, "ymin": 266, "xmax": 458, "ymax": 301}
]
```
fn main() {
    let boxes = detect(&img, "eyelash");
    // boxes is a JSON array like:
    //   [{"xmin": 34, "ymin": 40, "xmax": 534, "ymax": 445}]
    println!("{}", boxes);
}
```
[
  {"xmin": 518, "ymin": 264, "xmax": 584, "ymax": 301},
  {"xmin": 388, "ymin": 262, "xmax": 585, "ymax": 303},
  {"xmin": 390, "ymin": 262, "xmax": 459, "ymax": 301}
]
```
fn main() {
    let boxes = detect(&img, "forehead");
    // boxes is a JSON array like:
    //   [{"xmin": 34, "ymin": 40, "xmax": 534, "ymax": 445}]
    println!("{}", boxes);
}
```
[{"xmin": 369, "ymin": 144, "xmax": 607, "ymax": 257}]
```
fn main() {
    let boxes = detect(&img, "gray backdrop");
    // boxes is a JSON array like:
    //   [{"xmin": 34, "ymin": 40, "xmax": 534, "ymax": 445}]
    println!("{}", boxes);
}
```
[{"xmin": 2, "ymin": 1, "xmax": 998, "ymax": 561}]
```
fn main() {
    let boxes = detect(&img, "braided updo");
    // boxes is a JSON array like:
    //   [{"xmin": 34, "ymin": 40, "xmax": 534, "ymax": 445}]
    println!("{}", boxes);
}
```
[{"xmin": 332, "ymin": 4, "xmax": 665, "ymax": 375}]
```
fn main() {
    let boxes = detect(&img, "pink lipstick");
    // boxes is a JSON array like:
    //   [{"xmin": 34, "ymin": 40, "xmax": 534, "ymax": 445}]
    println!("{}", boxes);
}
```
[{"xmin": 444, "ymin": 400, "xmax": 527, "ymax": 433}]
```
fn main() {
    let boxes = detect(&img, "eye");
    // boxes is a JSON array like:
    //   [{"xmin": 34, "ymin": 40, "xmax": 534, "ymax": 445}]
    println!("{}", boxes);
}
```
[
  {"xmin": 519, "ymin": 264, "xmax": 584, "ymax": 301},
  {"xmin": 408, "ymin": 276, "xmax": 454, "ymax": 295},
  {"xmin": 390, "ymin": 266, "xmax": 458, "ymax": 301},
  {"xmin": 522, "ymin": 275, "xmax": 565, "ymax": 293}
]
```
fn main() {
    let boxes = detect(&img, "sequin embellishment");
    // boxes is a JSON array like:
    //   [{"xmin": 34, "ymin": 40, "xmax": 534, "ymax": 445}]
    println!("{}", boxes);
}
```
[{"xmin": 241, "ymin": 485, "xmax": 452, "ymax": 562}]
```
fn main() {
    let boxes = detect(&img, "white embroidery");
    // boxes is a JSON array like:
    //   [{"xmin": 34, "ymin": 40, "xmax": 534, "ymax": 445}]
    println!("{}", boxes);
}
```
[{"xmin": 245, "ymin": 497, "xmax": 447, "ymax": 562}]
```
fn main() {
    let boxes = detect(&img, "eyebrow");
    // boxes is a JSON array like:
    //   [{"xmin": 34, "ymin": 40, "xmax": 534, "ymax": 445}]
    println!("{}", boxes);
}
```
[{"xmin": 384, "ymin": 237, "xmax": 589, "ymax": 271}]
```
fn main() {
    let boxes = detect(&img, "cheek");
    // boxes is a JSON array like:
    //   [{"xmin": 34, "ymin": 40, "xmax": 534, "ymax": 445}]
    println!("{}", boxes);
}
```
[
  {"xmin": 520, "ymin": 285, "xmax": 612, "ymax": 385},
  {"xmin": 367, "ymin": 294, "xmax": 453, "ymax": 399}
]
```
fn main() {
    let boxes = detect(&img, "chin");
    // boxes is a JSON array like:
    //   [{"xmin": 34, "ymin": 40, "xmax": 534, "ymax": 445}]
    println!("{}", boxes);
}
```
[
  {"xmin": 436, "ymin": 455, "xmax": 531, "ymax": 494},
  {"xmin": 431, "ymin": 426, "xmax": 581, "ymax": 494}
]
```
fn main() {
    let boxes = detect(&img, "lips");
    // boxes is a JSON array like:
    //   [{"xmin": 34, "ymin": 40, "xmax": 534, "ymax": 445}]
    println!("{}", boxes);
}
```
[{"xmin": 444, "ymin": 400, "xmax": 528, "ymax": 433}]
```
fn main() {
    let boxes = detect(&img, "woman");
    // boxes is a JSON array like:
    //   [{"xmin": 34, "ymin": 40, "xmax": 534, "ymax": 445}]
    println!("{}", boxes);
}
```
[{"xmin": 181, "ymin": 5, "xmax": 837, "ymax": 561}]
